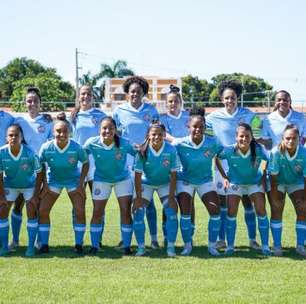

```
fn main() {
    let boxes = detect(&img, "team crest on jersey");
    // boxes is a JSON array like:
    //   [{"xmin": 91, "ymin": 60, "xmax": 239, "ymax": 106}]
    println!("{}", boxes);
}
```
[
  {"xmin": 37, "ymin": 125, "xmax": 45, "ymax": 133},
  {"xmin": 115, "ymin": 152, "xmax": 122, "ymax": 160},
  {"xmin": 204, "ymin": 150, "xmax": 211, "ymax": 158},
  {"xmin": 68, "ymin": 157, "xmax": 77, "ymax": 164},
  {"xmin": 91, "ymin": 117, "xmax": 98, "ymax": 125},
  {"xmin": 20, "ymin": 163, "xmax": 29, "ymax": 170},
  {"xmin": 231, "ymin": 184, "xmax": 239, "ymax": 191},
  {"xmin": 143, "ymin": 114, "xmax": 151, "ymax": 122},
  {"xmin": 94, "ymin": 188, "xmax": 101, "ymax": 196},
  {"xmin": 162, "ymin": 159, "xmax": 170, "ymax": 167},
  {"xmin": 295, "ymin": 164, "xmax": 302, "ymax": 172}
]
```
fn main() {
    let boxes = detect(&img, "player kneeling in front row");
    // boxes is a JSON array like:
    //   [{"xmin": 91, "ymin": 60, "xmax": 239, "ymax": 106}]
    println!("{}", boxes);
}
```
[
  {"xmin": 0, "ymin": 124, "xmax": 42, "ymax": 257},
  {"xmin": 38, "ymin": 119, "xmax": 89, "ymax": 254},
  {"xmin": 133, "ymin": 121, "xmax": 179, "ymax": 257}
]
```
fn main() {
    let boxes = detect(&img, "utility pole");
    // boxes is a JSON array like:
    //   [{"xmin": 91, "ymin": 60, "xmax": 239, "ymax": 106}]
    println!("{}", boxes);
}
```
[{"xmin": 75, "ymin": 48, "xmax": 80, "ymax": 106}]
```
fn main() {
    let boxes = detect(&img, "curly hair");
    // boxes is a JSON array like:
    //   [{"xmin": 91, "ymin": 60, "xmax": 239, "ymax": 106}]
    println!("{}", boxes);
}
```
[
  {"xmin": 218, "ymin": 80, "xmax": 243, "ymax": 98},
  {"xmin": 123, "ymin": 76, "xmax": 149, "ymax": 95}
]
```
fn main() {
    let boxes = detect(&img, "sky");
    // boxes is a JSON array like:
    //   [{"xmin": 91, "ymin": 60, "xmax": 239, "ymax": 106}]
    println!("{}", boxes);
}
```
[{"xmin": 1, "ymin": 0, "xmax": 306, "ymax": 101}]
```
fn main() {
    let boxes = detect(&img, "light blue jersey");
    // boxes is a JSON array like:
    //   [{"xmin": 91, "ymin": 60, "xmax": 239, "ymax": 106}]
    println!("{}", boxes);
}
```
[
  {"xmin": 113, "ymin": 102, "xmax": 159, "ymax": 145},
  {"xmin": 15, "ymin": 114, "xmax": 53, "ymax": 153},
  {"xmin": 268, "ymin": 145, "xmax": 306, "ymax": 185},
  {"xmin": 218, "ymin": 144, "xmax": 268, "ymax": 185},
  {"xmin": 71, "ymin": 108, "xmax": 107, "ymax": 145},
  {"xmin": 39, "ymin": 139, "xmax": 88, "ymax": 188},
  {"xmin": 134, "ymin": 142, "xmax": 178, "ymax": 186},
  {"xmin": 0, "ymin": 144, "xmax": 41, "ymax": 188},
  {"xmin": 160, "ymin": 110, "xmax": 189, "ymax": 138},
  {"xmin": 206, "ymin": 107, "xmax": 256, "ymax": 146},
  {"xmin": 262, "ymin": 110, "xmax": 306, "ymax": 148},
  {"xmin": 84, "ymin": 136, "xmax": 136, "ymax": 183},
  {"xmin": 0, "ymin": 111, "xmax": 14, "ymax": 146},
  {"xmin": 175, "ymin": 136, "xmax": 222, "ymax": 185}
]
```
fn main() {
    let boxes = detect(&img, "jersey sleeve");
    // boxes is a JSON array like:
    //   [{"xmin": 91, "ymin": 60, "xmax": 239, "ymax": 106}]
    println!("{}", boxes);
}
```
[
  {"xmin": 261, "ymin": 118, "xmax": 270, "ymax": 139},
  {"xmin": 38, "ymin": 145, "xmax": 46, "ymax": 163},
  {"xmin": 78, "ymin": 145, "xmax": 88, "ymax": 164},
  {"xmin": 112, "ymin": 109, "xmax": 122, "ymax": 135},
  {"xmin": 0, "ymin": 152, "xmax": 3, "ymax": 173},
  {"xmin": 127, "ymin": 141, "xmax": 137, "ymax": 157},
  {"xmin": 301, "ymin": 116, "xmax": 306, "ymax": 138},
  {"xmin": 83, "ymin": 138, "xmax": 92, "ymax": 154},
  {"xmin": 33, "ymin": 155, "xmax": 42, "ymax": 173},
  {"xmin": 170, "ymin": 149, "xmax": 179, "ymax": 172},
  {"xmin": 268, "ymin": 149, "xmax": 280, "ymax": 175},
  {"xmin": 217, "ymin": 146, "xmax": 227, "ymax": 159},
  {"xmin": 152, "ymin": 107, "xmax": 159, "ymax": 121},
  {"xmin": 134, "ymin": 153, "xmax": 144, "ymax": 173},
  {"xmin": 47, "ymin": 122, "xmax": 54, "ymax": 140}
]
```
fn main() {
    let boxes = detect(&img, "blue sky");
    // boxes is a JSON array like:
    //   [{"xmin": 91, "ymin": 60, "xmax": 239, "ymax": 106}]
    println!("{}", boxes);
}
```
[{"xmin": 2, "ymin": 0, "xmax": 306, "ymax": 100}]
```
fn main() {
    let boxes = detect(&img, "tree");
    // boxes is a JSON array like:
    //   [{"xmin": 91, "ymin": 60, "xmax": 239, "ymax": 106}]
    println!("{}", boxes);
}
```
[{"xmin": 181, "ymin": 75, "xmax": 212, "ymax": 102}]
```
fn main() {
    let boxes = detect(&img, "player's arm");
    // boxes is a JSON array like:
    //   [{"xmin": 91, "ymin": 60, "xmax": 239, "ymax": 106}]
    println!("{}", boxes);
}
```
[{"xmin": 0, "ymin": 172, "xmax": 7, "ymax": 205}]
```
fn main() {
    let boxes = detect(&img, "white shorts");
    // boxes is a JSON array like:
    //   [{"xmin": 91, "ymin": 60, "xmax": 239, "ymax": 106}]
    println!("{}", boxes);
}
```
[
  {"xmin": 226, "ymin": 184, "xmax": 264, "ymax": 196},
  {"xmin": 4, "ymin": 188, "xmax": 34, "ymax": 201},
  {"xmin": 177, "ymin": 180, "xmax": 216, "ymax": 198},
  {"xmin": 214, "ymin": 160, "xmax": 228, "ymax": 196},
  {"xmin": 92, "ymin": 178, "xmax": 133, "ymax": 200},
  {"xmin": 266, "ymin": 182, "xmax": 304, "ymax": 195},
  {"xmin": 49, "ymin": 186, "xmax": 77, "ymax": 194},
  {"xmin": 134, "ymin": 184, "xmax": 169, "ymax": 202}
]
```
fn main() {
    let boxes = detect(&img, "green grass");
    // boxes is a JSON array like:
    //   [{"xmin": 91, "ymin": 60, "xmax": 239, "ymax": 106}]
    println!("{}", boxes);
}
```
[{"xmin": 0, "ymin": 191, "xmax": 305, "ymax": 304}]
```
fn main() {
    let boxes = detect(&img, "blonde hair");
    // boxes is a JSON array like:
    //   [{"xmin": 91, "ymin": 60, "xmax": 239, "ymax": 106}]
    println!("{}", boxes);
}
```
[{"xmin": 278, "ymin": 124, "xmax": 299, "ymax": 154}]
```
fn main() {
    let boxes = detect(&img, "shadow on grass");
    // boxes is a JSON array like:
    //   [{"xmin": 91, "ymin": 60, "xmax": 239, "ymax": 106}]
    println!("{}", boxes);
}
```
[{"xmin": 2, "ymin": 245, "xmax": 305, "ymax": 261}]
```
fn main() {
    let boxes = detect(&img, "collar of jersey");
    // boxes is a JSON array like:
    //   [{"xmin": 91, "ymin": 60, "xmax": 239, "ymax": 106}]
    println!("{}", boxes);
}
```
[
  {"xmin": 27, "ymin": 114, "xmax": 43, "ymax": 122},
  {"xmin": 275, "ymin": 109, "xmax": 292, "ymax": 121},
  {"xmin": 127, "ymin": 102, "xmax": 145, "ymax": 113},
  {"xmin": 189, "ymin": 135, "xmax": 205, "ymax": 149},
  {"xmin": 168, "ymin": 111, "xmax": 182, "ymax": 120},
  {"xmin": 54, "ymin": 139, "xmax": 70, "ymax": 154},
  {"xmin": 8, "ymin": 144, "xmax": 23, "ymax": 161},
  {"xmin": 236, "ymin": 145, "xmax": 251, "ymax": 158},
  {"xmin": 149, "ymin": 142, "xmax": 165, "ymax": 156},
  {"xmin": 100, "ymin": 137, "xmax": 114, "ymax": 150},
  {"xmin": 285, "ymin": 145, "xmax": 299, "ymax": 161},
  {"xmin": 222, "ymin": 107, "xmax": 239, "ymax": 118},
  {"xmin": 79, "ymin": 108, "xmax": 95, "ymax": 114}
]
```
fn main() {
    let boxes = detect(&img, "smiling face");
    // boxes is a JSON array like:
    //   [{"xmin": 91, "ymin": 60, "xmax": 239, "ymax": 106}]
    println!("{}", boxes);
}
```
[
  {"xmin": 25, "ymin": 92, "xmax": 40, "ymax": 117},
  {"xmin": 189, "ymin": 117, "xmax": 204, "ymax": 143},
  {"xmin": 100, "ymin": 119, "xmax": 116, "ymax": 144},
  {"xmin": 275, "ymin": 91, "xmax": 291, "ymax": 116},
  {"xmin": 148, "ymin": 126, "xmax": 164, "ymax": 150},
  {"xmin": 7, "ymin": 126, "xmax": 22, "ymax": 147},
  {"xmin": 221, "ymin": 88, "xmax": 238, "ymax": 114},
  {"xmin": 236, "ymin": 127, "xmax": 252, "ymax": 153},
  {"xmin": 283, "ymin": 128, "xmax": 299, "ymax": 153},
  {"xmin": 166, "ymin": 93, "xmax": 181, "ymax": 116},
  {"xmin": 54, "ymin": 121, "xmax": 69, "ymax": 147},
  {"xmin": 79, "ymin": 86, "xmax": 93, "ymax": 111},
  {"xmin": 127, "ymin": 83, "xmax": 144, "ymax": 108}
]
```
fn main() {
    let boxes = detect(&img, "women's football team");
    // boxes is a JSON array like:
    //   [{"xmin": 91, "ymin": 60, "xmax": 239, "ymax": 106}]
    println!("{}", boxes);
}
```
[{"xmin": 0, "ymin": 78, "xmax": 305, "ymax": 258}]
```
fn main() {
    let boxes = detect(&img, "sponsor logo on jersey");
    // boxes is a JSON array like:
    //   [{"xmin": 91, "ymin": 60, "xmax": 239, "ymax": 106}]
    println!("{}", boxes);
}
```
[{"xmin": 37, "ymin": 125, "xmax": 45, "ymax": 133}]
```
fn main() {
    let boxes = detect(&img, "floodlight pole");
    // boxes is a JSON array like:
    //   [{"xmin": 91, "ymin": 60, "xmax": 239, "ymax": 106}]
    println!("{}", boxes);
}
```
[{"xmin": 75, "ymin": 48, "xmax": 80, "ymax": 106}]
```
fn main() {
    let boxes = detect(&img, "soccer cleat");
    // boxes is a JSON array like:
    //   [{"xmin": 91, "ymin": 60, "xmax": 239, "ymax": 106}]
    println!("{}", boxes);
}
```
[
  {"xmin": 225, "ymin": 247, "xmax": 235, "ymax": 256},
  {"xmin": 272, "ymin": 246, "xmax": 283, "ymax": 257},
  {"xmin": 0, "ymin": 248, "xmax": 9, "ymax": 256},
  {"xmin": 151, "ymin": 241, "xmax": 160, "ymax": 249},
  {"xmin": 216, "ymin": 239, "xmax": 227, "ymax": 249},
  {"xmin": 8, "ymin": 240, "xmax": 19, "ymax": 251},
  {"xmin": 135, "ymin": 247, "xmax": 145, "ymax": 256},
  {"xmin": 249, "ymin": 240, "xmax": 261, "ymax": 250},
  {"xmin": 74, "ymin": 244, "xmax": 83, "ymax": 255},
  {"xmin": 180, "ymin": 245, "xmax": 192, "ymax": 256},
  {"xmin": 261, "ymin": 246, "xmax": 271, "ymax": 256},
  {"xmin": 34, "ymin": 240, "xmax": 41, "ymax": 250},
  {"xmin": 167, "ymin": 246, "xmax": 176, "ymax": 258},
  {"xmin": 88, "ymin": 247, "xmax": 98, "ymax": 255},
  {"xmin": 99, "ymin": 242, "xmax": 103, "ymax": 249},
  {"xmin": 123, "ymin": 247, "xmax": 132, "ymax": 255},
  {"xmin": 163, "ymin": 238, "xmax": 168, "ymax": 248},
  {"xmin": 208, "ymin": 246, "xmax": 221, "ymax": 257},
  {"xmin": 117, "ymin": 240, "xmax": 124, "ymax": 249},
  {"xmin": 25, "ymin": 247, "xmax": 35, "ymax": 257},
  {"xmin": 39, "ymin": 244, "xmax": 49, "ymax": 254},
  {"xmin": 296, "ymin": 245, "xmax": 306, "ymax": 257}
]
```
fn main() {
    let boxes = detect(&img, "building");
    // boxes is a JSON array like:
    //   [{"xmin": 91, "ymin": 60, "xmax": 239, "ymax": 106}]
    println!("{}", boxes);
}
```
[{"xmin": 103, "ymin": 76, "xmax": 182, "ymax": 113}]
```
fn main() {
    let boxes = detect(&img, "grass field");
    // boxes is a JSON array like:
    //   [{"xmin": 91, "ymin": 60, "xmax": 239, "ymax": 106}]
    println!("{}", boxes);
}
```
[{"xmin": 0, "ymin": 191, "xmax": 305, "ymax": 304}]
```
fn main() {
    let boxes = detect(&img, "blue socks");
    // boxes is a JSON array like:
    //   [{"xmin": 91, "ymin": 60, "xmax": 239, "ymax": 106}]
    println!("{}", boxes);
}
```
[
  {"xmin": 257, "ymin": 215, "xmax": 269, "ymax": 248},
  {"xmin": 99, "ymin": 215, "xmax": 105, "ymax": 243},
  {"xmin": 244, "ymin": 207, "xmax": 256, "ymax": 241},
  {"xmin": 133, "ymin": 208, "xmax": 146, "ymax": 247},
  {"xmin": 121, "ymin": 224, "xmax": 133, "ymax": 248},
  {"xmin": 296, "ymin": 220, "xmax": 306, "ymax": 247},
  {"xmin": 0, "ymin": 219, "xmax": 9, "ymax": 250},
  {"xmin": 11, "ymin": 211, "xmax": 22, "ymax": 244},
  {"xmin": 180, "ymin": 215, "xmax": 191, "ymax": 244},
  {"xmin": 74, "ymin": 223, "xmax": 86, "ymax": 246},
  {"xmin": 27, "ymin": 219, "xmax": 38, "ymax": 249},
  {"xmin": 226, "ymin": 216, "xmax": 237, "ymax": 248},
  {"xmin": 39, "ymin": 224, "xmax": 50, "ymax": 245},
  {"xmin": 146, "ymin": 199, "xmax": 157, "ymax": 241},
  {"xmin": 208, "ymin": 215, "xmax": 221, "ymax": 246},
  {"xmin": 270, "ymin": 219, "xmax": 282, "ymax": 248},
  {"xmin": 219, "ymin": 207, "xmax": 227, "ymax": 241},
  {"xmin": 164, "ymin": 207, "xmax": 178, "ymax": 245},
  {"xmin": 90, "ymin": 224, "xmax": 103, "ymax": 249}
]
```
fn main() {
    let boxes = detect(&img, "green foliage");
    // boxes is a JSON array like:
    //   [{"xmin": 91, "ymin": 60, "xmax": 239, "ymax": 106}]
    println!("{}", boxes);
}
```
[{"xmin": 182, "ymin": 75, "xmax": 211, "ymax": 102}]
